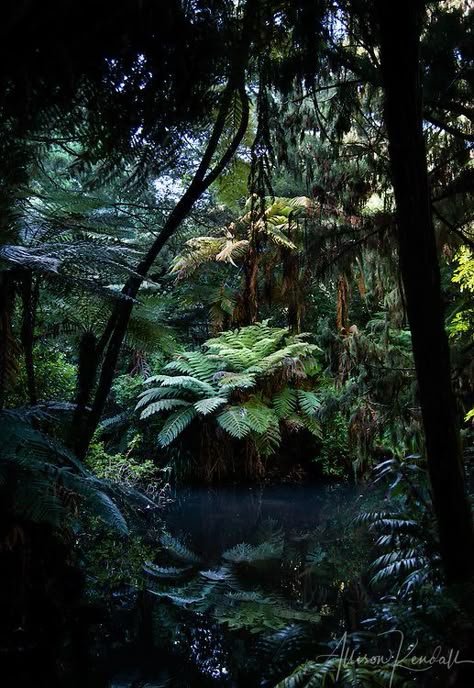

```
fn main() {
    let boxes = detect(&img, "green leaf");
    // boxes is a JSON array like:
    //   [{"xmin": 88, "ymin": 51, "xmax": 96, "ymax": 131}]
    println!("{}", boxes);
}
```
[
  {"xmin": 140, "ymin": 398, "xmax": 190, "ymax": 419},
  {"xmin": 297, "ymin": 390, "xmax": 320, "ymax": 416},
  {"xmin": 157, "ymin": 407, "xmax": 197, "ymax": 446},
  {"xmin": 217, "ymin": 406, "xmax": 251, "ymax": 439},
  {"xmin": 272, "ymin": 388, "xmax": 298, "ymax": 418},
  {"xmin": 241, "ymin": 400, "xmax": 274, "ymax": 434},
  {"xmin": 194, "ymin": 396, "xmax": 228, "ymax": 415}
]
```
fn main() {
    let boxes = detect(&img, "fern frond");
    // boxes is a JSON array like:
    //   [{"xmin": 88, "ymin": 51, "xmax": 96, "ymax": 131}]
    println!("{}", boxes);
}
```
[
  {"xmin": 273, "ymin": 388, "xmax": 298, "ymax": 418},
  {"xmin": 136, "ymin": 386, "xmax": 184, "ymax": 409},
  {"xmin": 160, "ymin": 534, "xmax": 201, "ymax": 564},
  {"xmin": 215, "ymin": 238, "xmax": 249, "ymax": 265},
  {"xmin": 217, "ymin": 406, "xmax": 252, "ymax": 439},
  {"xmin": 140, "ymin": 398, "xmax": 190, "ymax": 419},
  {"xmin": 157, "ymin": 407, "xmax": 197, "ymax": 446},
  {"xmin": 150, "ymin": 374, "xmax": 216, "ymax": 396},
  {"xmin": 194, "ymin": 396, "xmax": 228, "ymax": 415},
  {"xmin": 217, "ymin": 372, "xmax": 257, "ymax": 391},
  {"xmin": 241, "ymin": 399, "xmax": 274, "ymax": 434},
  {"xmin": 143, "ymin": 562, "xmax": 192, "ymax": 579},
  {"xmin": 297, "ymin": 390, "xmax": 321, "ymax": 416}
]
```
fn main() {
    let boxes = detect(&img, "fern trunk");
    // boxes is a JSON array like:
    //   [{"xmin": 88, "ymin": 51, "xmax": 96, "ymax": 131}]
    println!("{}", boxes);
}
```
[
  {"xmin": 282, "ymin": 248, "xmax": 302, "ymax": 333},
  {"xmin": 242, "ymin": 241, "xmax": 259, "ymax": 325},
  {"xmin": 377, "ymin": 0, "xmax": 474, "ymax": 583}
]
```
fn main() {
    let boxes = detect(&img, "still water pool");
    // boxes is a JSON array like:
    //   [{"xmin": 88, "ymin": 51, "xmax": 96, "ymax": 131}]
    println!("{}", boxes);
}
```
[{"xmin": 109, "ymin": 482, "xmax": 369, "ymax": 688}]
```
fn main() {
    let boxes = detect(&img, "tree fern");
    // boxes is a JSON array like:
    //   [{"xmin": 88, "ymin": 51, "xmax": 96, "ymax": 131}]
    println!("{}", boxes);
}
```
[{"xmin": 137, "ymin": 323, "xmax": 322, "ymax": 476}]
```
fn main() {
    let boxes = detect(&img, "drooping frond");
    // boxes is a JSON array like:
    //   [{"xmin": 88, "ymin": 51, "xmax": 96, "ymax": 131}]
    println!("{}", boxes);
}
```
[
  {"xmin": 0, "ymin": 407, "xmax": 128, "ymax": 534},
  {"xmin": 157, "ymin": 407, "xmax": 198, "ymax": 447},
  {"xmin": 273, "ymin": 388, "xmax": 298, "ymax": 418},
  {"xmin": 217, "ymin": 406, "xmax": 252, "ymax": 439}
]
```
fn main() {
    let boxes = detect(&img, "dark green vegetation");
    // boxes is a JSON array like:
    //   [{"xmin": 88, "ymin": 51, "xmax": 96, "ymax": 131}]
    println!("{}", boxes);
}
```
[{"xmin": 1, "ymin": 1, "xmax": 473, "ymax": 686}]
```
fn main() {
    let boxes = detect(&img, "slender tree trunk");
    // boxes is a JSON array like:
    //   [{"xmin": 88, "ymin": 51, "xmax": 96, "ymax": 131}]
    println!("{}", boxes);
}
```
[
  {"xmin": 283, "ymin": 249, "xmax": 302, "ymax": 333},
  {"xmin": 73, "ymin": 82, "xmax": 251, "ymax": 459},
  {"xmin": 20, "ymin": 270, "xmax": 37, "ymax": 405},
  {"xmin": 71, "ymin": 0, "xmax": 259, "ymax": 457},
  {"xmin": 0, "ymin": 272, "xmax": 17, "ymax": 408},
  {"xmin": 376, "ymin": 0, "xmax": 474, "ymax": 583}
]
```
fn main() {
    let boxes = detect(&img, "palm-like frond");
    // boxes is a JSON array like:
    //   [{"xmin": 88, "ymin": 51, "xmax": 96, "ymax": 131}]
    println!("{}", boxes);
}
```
[
  {"xmin": 217, "ymin": 406, "xmax": 252, "ymax": 439},
  {"xmin": 170, "ymin": 196, "xmax": 314, "ymax": 281},
  {"xmin": 157, "ymin": 407, "xmax": 198, "ymax": 447}
]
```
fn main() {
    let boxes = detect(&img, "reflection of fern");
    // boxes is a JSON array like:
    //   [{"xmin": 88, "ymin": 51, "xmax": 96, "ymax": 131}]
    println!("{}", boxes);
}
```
[
  {"xmin": 159, "ymin": 533, "xmax": 201, "ymax": 564},
  {"xmin": 223, "ymin": 539, "xmax": 283, "ymax": 564},
  {"xmin": 147, "ymin": 523, "xmax": 322, "ymax": 635}
]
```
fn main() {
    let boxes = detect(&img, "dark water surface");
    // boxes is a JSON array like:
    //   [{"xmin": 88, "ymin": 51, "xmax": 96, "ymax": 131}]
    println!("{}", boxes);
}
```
[
  {"xmin": 109, "ymin": 482, "xmax": 366, "ymax": 688},
  {"xmin": 165, "ymin": 483, "xmax": 357, "ymax": 556}
]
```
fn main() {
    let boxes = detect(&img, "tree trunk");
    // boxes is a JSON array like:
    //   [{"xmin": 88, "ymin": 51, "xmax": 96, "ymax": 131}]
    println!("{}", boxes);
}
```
[
  {"xmin": 20, "ymin": 270, "xmax": 37, "ymax": 405},
  {"xmin": 73, "ymin": 83, "xmax": 251, "ymax": 459},
  {"xmin": 0, "ymin": 272, "xmax": 17, "ymax": 408},
  {"xmin": 376, "ymin": 0, "xmax": 474, "ymax": 583},
  {"xmin": 242, "ymin": 240, "xmax": 259, "ymax": 325}
]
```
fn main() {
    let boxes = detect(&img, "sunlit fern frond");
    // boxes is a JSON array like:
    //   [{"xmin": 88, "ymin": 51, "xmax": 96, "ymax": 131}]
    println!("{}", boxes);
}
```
[{"xmin": 170, "ymin": 236, "xmax": 226, "ymax": 279}]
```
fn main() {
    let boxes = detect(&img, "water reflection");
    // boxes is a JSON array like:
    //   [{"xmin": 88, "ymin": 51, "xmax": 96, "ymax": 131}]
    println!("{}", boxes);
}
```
[{"xmin": 120, "ymin": 482, "xmax": 365, "ymax": 688}]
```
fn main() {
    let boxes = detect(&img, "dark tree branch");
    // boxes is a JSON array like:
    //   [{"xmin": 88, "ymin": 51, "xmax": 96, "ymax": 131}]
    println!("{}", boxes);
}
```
[
  {"xmin": 432, "ymin": 206, "xmax": 474, "ymax": 251},
  {"xmin": 425, "ymin": 113, "xmax": 474, "ymax": 143},
  {"xmin": 73, "ymin": 44, "xmax": 253, "ymax": 458}
]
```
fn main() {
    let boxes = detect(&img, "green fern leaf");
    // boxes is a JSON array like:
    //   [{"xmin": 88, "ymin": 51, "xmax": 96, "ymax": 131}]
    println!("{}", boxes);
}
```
[
  {"xmin": 157, "ymin": 407, "xmax": 197, "ymax": 446},
  {"xmin": 153, "ymin": 375, "xmax": 216, "ymax": 396},
  {"xmin": 194, "ymin": 396, "xmax": 228, "ymax": 415},
  {"xmin": 136, "ymin": 386, "xmax": 182, "ymax": 410},
  {"xmin": 218, "ymin": 372, "xmax": 256, "ymax": 391},
  {"xmin": 241, "ymin": 400, "xmax": 275, "ymax": 434},
  {"xmin": 272, "ymin": 389, "xmax": 298, "ymax": 418},
  {"xmin": 302, "ymin": 415, "xmax": 322, "ymax": 439},
  {"xmin": 160, "ymin": 534, "xmax": 201, "ymax": 563},
  {"xmin": 217, "ymin": 406, "xmax": 251, "ymax": 439},
  {"xmin": 140, "ymin": 398, "xmax": 190, "ymax": 419},
  {"xmin": 297, "ymin": 390, "xmax": 321, "ymax": 416}
]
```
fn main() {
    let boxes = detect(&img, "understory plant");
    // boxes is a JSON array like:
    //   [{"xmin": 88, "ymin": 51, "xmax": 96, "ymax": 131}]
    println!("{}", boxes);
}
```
[{"xmin": 137, "ymin": 322, "xmax": 323, "ymax": 481}]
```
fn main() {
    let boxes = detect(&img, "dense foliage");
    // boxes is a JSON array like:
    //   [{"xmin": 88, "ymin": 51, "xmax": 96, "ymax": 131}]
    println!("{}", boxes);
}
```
[{"xmin": 1, "ymin": 0, "xmax": 473, "ymax": 686}]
